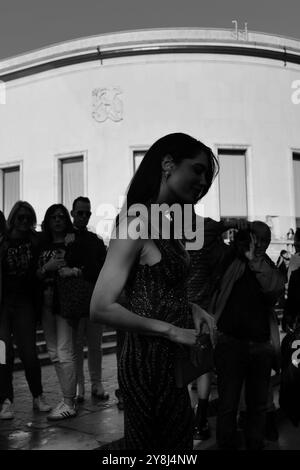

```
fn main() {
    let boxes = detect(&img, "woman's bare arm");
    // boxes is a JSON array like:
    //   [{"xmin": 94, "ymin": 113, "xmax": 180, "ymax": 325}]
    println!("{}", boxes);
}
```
[{"xmin": 90, "ymin": 232, "xmax": 198, "ymax": 345}]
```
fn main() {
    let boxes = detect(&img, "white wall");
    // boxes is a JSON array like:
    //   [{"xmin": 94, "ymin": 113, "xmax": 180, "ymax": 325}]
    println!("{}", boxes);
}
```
[{"xmin": 1, "ymin": 51, "xmax": 300, "ymax": 238}]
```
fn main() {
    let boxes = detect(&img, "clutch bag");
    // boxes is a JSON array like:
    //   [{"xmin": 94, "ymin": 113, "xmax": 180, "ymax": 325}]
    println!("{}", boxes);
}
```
[{"xmin": 174, "ymin": 333, "xmax": 214, "ymax": 388}]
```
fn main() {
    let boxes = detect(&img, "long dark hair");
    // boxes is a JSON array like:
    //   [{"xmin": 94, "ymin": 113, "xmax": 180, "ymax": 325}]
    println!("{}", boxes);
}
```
[
  {"xmin": 295, "ymin": 228, "xmax": 300, "ymax": 242},
  {"xmin": 0, "ymin": 210, "xmax": 6, "ymax": 235},
  {"xmin": 41, "ymin": 204, "xmax": 73, "ymax": 243},
  {"xmin": 126, "ymin": 133, "xmax": 219, "ymax": 208}
]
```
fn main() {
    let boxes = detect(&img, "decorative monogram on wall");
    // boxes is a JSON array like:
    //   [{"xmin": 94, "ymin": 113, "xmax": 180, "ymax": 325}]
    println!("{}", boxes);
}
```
[{"xmin": 92, "ymin": 87, "xmax": 123, "ymax": 122}]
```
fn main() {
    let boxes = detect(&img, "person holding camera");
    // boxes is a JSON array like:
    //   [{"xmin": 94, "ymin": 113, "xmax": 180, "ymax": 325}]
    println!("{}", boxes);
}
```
[
  {"xmin": 187, "ymin": 215, "xmax": 248, "ymax": 441},
  {"xmin": 212, "ymin": 221, "xmax": 284, "ymax": 450}
]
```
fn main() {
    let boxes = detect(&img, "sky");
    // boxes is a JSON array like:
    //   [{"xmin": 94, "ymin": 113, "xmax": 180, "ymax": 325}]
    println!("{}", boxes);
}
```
[{"xmin": 1, "ymin": 0, "xmax": 300, "ymax": 60}]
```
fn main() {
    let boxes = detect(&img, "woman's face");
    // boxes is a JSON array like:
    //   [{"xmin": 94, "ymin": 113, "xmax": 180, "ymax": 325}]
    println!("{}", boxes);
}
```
[
  {"xmin": 14, "ymin": 207, "xmax": 34, "ymax": 233},
  {"xmin": 167, "ymin": 151, "xmax": 209, "ymax": 204},
  {"xmin": 49, "ymin": 209, "xmax": 67, "ymax": 234}
]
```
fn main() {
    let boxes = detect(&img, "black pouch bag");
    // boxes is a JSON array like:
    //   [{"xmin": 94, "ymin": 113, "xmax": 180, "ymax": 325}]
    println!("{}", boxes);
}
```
[{"xmin": 174, "ymin": 333, "xmax": 214, "ymax": 388}]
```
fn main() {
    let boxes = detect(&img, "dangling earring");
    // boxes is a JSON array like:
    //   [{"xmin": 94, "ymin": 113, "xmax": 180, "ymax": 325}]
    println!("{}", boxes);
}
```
[{"xmin": 164, "ymin": 171, "xmax": 170, "ymax": 180}]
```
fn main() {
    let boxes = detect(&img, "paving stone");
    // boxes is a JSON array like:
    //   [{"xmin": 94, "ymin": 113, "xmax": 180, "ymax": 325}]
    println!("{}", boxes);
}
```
[
  {"xmin": 1, "ymin": 353, "xmax": 300, "ymax": 450},
  {"xmin": 27, "ymin": 427, "xmax": 99, "ymax": 450},
  {"xmin": 57, "ymin": 407, "xmax": 124, "ymax": 439},
  {"xmin": 0, "ymin": 354, "xmax": 121, "ymax": 450}
]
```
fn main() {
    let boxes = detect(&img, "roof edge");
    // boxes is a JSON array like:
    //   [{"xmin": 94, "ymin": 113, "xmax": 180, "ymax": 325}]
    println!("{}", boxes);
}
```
[{"xmin": 1, "ymin": 27, "xmax": 300, "ymax": 81}]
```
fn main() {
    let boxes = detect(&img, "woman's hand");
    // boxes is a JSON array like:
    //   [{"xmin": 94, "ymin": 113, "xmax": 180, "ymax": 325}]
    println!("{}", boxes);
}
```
[
  {"xmin": 43, "ymin": 257, "xmax": 66, "ymax": 272},
  {"xmin": 65, "ymin": 233, "xmax": 75, "ymax": 246},
  {"xmin": 58, "ymin": 267, "xmax": 79, "ymax": 278},
  {"xmin": 168, "ymin": 326, "xmax": 198, "ymax": 346},
  {"xmin": 191, "ymin": 303, "xmax": 216, "ymax": 345}
]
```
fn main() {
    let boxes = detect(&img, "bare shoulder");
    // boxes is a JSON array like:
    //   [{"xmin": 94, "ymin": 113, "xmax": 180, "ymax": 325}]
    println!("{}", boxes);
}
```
[{"xmin": 107, "ymin": 215, "xmax": 147, "ymax": 265}]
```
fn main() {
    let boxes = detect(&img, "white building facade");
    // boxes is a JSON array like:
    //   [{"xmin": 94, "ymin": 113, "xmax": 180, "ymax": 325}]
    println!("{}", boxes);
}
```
[{"xmin": 1, "ymin": 28, "xmax": 300, "ymax": 253}]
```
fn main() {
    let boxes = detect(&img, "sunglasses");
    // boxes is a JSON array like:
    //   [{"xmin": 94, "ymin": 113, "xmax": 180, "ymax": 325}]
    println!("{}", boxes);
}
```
[
  {"xmin": 16, "ymin": 214, "xmax": 32, "ymax": 222},
  {"xmin": 50, "ymin": 214, "xmax": 66, "ymax": 220}
]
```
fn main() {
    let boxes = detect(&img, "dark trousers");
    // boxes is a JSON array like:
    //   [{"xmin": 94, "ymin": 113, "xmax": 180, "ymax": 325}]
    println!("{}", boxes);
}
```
[
  {"xmin": 215, "ymin": 334, "xmax": 273, "ymax": 450},
  {"xmin": 0, "ymin": 295, "xmax": 43, "ymax": 403}
]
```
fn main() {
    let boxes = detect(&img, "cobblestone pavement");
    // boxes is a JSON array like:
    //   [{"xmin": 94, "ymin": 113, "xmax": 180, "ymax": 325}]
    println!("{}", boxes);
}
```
[
  {"xmin": 0, "ymin": 354, "xmax": 123, "ymax": 450},
  {"xmin": 0, "ymin": 354, "xmax": 300, "ymax": 450}
]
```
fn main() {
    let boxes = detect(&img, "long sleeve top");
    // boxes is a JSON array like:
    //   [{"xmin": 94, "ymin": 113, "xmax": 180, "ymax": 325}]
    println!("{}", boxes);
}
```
[
  {"xmin": 218, "ymin": 254, "xmax": 285, "ymax": 342},
  {"xmin": 66, "ymin": 228, "xmax": 106, "ymax": 284}
]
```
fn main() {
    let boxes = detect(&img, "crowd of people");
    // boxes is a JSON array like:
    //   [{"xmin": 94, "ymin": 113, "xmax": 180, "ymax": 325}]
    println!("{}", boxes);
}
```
[
  {"xmin": 0, "ymin": 197, "xmax": 107, "ymax": 421},
  {"xmin": 0, "ymin": 132, "xmax": 299, "ymax": 451}
]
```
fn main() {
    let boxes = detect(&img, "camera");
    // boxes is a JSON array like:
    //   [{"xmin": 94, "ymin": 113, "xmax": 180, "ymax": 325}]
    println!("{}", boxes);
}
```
[{"xmin": 232, "ymin": 227, "xmax": 252, "ymax": 256}]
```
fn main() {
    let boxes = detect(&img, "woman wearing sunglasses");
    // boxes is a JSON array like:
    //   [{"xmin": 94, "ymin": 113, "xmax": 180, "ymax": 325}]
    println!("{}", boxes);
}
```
[
  {"xmin": 0, "ymin": 201, "xmax": 51, "ymax": 420},
  {"xmin": 37, "ymin": 204, "xmax": 81, "ymax": 420}
]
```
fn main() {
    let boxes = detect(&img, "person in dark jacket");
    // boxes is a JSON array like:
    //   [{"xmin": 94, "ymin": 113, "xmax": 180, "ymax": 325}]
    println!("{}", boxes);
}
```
[
  {"xmin": 187, "ymin": 214, "xmax": 247, "ymax": 441},
  {"xmin": 70, "ymin": 197, "xmax": 108, "ymax": 401},
  {"xmin": 287, "ymin": 228, "xmax": 300, "ymax": 283},
  {"xmin": 274, "ymin": 250, "xmax": 289, "ymax": 313},
  {"xmin": 0, "ymin": 201, "xmax": 51, "ymax": 420},
  {"xmin": 276, "ymin": 250, "xmax": 289, "ymax": 282},
  {"xmin": 213, "ymin": 221, "xmax": 284, "ymax": 450},
  {"xmin": 284, "ymin": 265, "xmax": 300, "ymax": 329}
]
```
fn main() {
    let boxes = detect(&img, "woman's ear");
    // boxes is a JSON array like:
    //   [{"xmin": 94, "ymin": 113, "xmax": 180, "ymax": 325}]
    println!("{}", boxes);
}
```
[{"xmin": 161, "ymin": 154, "xmax": 175, "ymax": 173}]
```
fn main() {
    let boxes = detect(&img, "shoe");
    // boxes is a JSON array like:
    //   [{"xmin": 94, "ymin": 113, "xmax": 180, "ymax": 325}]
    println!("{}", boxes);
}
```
[
  {"xmin": 47, "ymin": 401, "xmax": 77, "ymax": 421},
  {"xmin": 265, "ymin": 411, "xmax": 279, "ymax": 441},
  {"xmin": 193, "ymin": 422, "xmax": 211, "ymax": 440},
  {"xmin": 115, "ymin": 389, "xmax": 124, "ymax": 410},
  {"xmin": 194, "ymin": 399, "xmax": 210, "ymax": 439},
  {"xmin": 91, "ymin": 385, "xmax": 109, "ymax": 401},
  {"xmin": 33, "ymin": 394, "xmax": 52, "ymax": 412},
  {"xmin": 0, "ymin": 399, "xmax": 14, "ymax": 420}
]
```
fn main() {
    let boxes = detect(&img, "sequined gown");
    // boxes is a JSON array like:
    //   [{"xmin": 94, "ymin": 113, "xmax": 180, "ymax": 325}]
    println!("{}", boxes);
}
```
[{"xmin": 119, "ymin": 238, "xmax": 194, "ymax": 450}]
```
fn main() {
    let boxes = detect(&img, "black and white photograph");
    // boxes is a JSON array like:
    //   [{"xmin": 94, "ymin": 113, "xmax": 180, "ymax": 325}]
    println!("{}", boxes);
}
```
[{"xmin": 1, "ymin": 0, "xmax": 300, "ymax": 454}]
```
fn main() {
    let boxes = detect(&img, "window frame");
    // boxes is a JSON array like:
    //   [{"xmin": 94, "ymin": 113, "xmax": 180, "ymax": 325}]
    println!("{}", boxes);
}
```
[
  {"xmin": 214, "ymin": 144, "xmax": 251, "ymax": 221},
  {"xmin": 54, "ymin": 150, "xmax": 88, "ymax": 205},
  {"xmin": 129, "ymin": 146, "xmax": 149, "ymax": 176},
  {"xmin": 0, "ymin": 160, "xmax": 22, "ymax": 215}
]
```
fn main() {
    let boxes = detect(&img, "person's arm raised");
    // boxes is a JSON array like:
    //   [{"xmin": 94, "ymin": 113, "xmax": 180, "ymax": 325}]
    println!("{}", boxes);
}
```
[{"xmin": 90, "ymin": 232, "xmax": 198, "ymax": 346}]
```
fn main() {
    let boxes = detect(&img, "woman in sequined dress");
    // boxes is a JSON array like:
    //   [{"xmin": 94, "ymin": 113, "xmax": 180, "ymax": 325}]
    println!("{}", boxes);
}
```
[{"xmin": 91, "ymin": 133, "xmax": 218, "ymax": 450}]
